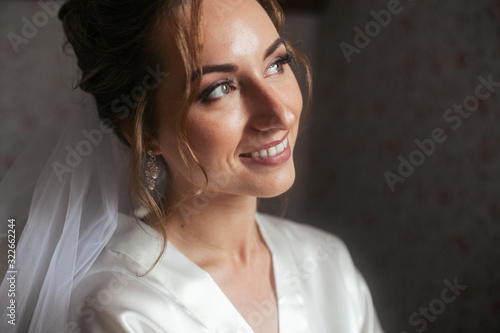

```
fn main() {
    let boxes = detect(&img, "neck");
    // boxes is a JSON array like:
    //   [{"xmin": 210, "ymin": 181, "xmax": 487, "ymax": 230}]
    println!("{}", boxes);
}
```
[{"xmin": 164, "ymin": 188, "xmax": 263, "ymax": 267}]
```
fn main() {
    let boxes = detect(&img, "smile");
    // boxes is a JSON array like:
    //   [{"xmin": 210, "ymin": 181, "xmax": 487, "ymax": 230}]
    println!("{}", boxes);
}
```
[{"xmin": 240, "ymin": 136, "xmax": 289, "ymax": 158}]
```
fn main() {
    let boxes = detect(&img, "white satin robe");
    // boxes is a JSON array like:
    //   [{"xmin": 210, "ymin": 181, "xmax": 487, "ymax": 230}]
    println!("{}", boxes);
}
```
[{"xmin": 68, "ymin": 212, "xmax": 384, "ymax": 332}]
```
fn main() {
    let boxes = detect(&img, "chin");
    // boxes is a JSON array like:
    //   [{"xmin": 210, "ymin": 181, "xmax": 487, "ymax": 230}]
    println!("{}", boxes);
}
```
[{"xmin": 255, "ymin": 168, "xmax": 296, "ymax": 198}]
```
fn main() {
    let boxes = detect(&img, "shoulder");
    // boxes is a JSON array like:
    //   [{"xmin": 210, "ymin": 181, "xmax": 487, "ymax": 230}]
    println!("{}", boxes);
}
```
[
  {"xmin": 256, "ymin": 212, "xmax": 342, "ymax": 240},
  {"xmin": 257, "ymin": 213, "xmax": 384, "ymax": 332},
  {"xmin": 67, "ymin": 250, "xmax": 163, "ymax": 331},
  {"xmin": 257, "ymin": 212, "xmax": 364, "ymax": 295},
  {"xmin": 256, "ymin": 212, "xmax": 350, "ymax": 262},
  {"xmin": 67, "ymin": 214, "xmax": 191, "ymax": 332},
  {"xmin": 68, "ymin": 248, "xmax": 205, "ymax": 332}
]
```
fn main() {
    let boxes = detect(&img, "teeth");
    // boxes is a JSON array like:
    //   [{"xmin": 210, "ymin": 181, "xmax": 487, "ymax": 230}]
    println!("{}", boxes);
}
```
[
  {"xmin": 276, "ymin": 143, "xmax": 284, "ymax": 154},
  {"xmin": 244, "ymin": 137, "xmax": 289, "ymax": 158}
]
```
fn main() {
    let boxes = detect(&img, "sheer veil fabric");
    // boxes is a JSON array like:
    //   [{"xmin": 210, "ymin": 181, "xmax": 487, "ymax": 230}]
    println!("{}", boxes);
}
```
[{"xmin": 0, "ymin": 105, "xmax": 133, "ymax": 332}]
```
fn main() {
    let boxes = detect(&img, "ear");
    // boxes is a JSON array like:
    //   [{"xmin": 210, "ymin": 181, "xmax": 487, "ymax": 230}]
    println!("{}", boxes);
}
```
[
  {"xmin": 148, "ymin": 142, "xmax": 163, "ymax": 156},
  {"xmin": 119, "ymin": 121, "xmax": 163, "ymax": 155}
]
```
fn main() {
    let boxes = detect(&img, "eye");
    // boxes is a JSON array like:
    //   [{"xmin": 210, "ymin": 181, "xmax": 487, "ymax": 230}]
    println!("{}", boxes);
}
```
[
  {"xmin": 198, "ymin": 79, "xmax": 235, "ymax": 102},
  {"xmin": 267, "ymin": 62, "xmax": 283, "ymax": 75},
  {"xmin": 209, "ymin": 83, "xmax": 232, "ymax": 99},
  {"xmin": 266, "ymin": 52, "xmax": 293, "ymax": 76}
]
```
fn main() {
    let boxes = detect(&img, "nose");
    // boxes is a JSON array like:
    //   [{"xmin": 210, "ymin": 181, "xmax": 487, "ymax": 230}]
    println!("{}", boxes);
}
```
[{"xmin": 243, "ymin": 78, "xmax": 297, "ymax": 133}]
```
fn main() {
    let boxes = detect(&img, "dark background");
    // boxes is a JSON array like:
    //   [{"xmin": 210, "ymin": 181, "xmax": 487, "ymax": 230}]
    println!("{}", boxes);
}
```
[{"xmin": 1, "ymin": 0, "xmax": 499, "ymax": 332}]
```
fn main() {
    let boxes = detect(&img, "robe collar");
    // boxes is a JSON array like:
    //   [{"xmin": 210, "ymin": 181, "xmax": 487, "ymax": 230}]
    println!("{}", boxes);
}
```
[{"xmin": 111, "ymin": 212, "xmax": 310, "ymax": 332}]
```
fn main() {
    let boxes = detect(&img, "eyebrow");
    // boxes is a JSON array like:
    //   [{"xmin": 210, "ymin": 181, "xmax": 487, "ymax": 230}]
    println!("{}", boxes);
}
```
[
  {"xmin": 264, "ymin": 37, "xmax": 286, "ymax": 59},
  {"xmin": 199, "ymin": 37, "xmax": 286, "ymax": 77},
  {"xmin": 201, "ymin": 64, "xmax": 237, "ymax": 75}
]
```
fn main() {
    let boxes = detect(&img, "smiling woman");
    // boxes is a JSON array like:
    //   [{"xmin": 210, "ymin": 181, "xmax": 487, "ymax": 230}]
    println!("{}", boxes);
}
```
[{"xmin": 0, "ymin": 0, "xmax": 383, "ymax": 332}]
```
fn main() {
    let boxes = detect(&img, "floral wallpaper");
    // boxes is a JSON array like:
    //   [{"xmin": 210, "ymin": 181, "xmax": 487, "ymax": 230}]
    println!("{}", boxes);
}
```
[{"xmin": 296, "ymin": 0, "xmax": 500, "ymax": 332}]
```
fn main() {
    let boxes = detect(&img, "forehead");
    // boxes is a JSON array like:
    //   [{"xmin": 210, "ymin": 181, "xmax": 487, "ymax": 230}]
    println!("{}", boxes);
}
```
[
  {"xmin": 200, "ymin": 0, "xmax": 280, "ymax": 63},
  {"xmin": 152, "ymin": 0, "xmax": 281, "ymax": 96}
]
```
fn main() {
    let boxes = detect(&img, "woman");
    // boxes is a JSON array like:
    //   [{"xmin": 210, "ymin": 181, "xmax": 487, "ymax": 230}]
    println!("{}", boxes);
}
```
[{"xmin": 0, "ymin": 0, "xmax": 383, "ymax": 332}]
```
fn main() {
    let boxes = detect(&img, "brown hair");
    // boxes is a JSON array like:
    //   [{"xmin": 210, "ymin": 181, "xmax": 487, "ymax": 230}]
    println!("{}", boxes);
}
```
[{"xmin": 59, "ymin": 0, "xmax": 311, "ymax": 268}]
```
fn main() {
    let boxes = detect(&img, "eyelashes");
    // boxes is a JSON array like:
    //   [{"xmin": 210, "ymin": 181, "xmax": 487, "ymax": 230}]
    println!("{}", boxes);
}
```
[
  {"xmin": 274, "ymin": 52, "xmax": 293, "ymax": 70},
  {"xmin": 197, "ymin": 52, "xmax": 294, "ymax": 103},
  {"xmin": 198, "ymin": 78, "xmax": 236, "ymax": 102}
]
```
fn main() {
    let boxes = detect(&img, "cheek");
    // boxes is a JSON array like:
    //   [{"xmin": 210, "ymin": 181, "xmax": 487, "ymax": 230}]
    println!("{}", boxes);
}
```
[
  {"xmin": 290, "ymin": 76, "xmax": 304, "ymax": 114},
  {"xmin": 186, "ymin": 112, "xmax": 243, "ymax": 162},
  {"xmin": 280, "ymin": 73, "xmax": 304, "ymax": 123}
]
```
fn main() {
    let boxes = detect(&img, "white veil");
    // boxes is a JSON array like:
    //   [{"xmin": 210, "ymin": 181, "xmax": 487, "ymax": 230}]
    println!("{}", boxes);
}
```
[{"xmin": 0, "ymin": 102, "xmax": 132, "ymax": 332}]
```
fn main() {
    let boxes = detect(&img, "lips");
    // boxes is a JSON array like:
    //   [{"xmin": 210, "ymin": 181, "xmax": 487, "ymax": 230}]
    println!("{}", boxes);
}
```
[{"xmin": 240, "ymin": 132, "xmax": 290, "ymax": 158}]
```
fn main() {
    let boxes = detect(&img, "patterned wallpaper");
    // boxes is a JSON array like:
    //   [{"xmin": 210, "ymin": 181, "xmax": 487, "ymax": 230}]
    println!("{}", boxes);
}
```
[
  {"xmin": 1, "ymin": 0, "xmax": 499, "ymax": 332},
  {"xmin": 0, "ymin": 1, "xmax": 79, "ymax": 178},
  {"xmin": 299, "ymin": 0, "xmax": 500, "ymax": 332}
]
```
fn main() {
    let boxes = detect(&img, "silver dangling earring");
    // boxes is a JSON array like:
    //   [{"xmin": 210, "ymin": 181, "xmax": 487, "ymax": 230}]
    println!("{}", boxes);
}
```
[{"xmin": 145, "ymin": 150, "xmax": 159, "ymax": 191}]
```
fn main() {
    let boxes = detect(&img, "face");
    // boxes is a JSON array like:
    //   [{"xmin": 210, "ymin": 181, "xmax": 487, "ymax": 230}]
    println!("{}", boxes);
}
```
[{"xmin": 153, "ymin": 0, "xmax": 303, "ymax": 199}]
